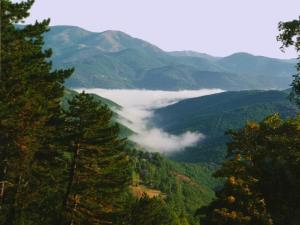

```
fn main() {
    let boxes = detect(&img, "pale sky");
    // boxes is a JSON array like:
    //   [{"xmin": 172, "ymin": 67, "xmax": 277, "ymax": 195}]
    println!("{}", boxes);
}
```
[{"xmin": 20, "ymin": 0, "xmax": 299, "ymax": 58}]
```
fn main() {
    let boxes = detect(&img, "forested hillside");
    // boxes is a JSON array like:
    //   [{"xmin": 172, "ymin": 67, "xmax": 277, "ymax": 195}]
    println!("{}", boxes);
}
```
[
  {"xmin": 154, "ymin": 90, "xmax": 299, "ymax": 163},
  {"xmin": 62, "ymin": 90, "xmax": 219, "ymax": 225},
  {"xmin": 125, "ymin": 150, "xmax": 218, "ymax": 225}
]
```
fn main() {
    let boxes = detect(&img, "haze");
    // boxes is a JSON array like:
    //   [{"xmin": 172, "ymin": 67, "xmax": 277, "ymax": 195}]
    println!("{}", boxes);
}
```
[
  {"xmin": 77, "ymin": 88, "xmax": 223, "ymax": 153},
  {"xmin": 17, "ymin": 0, "xmax": 299, "ymax": 59}
]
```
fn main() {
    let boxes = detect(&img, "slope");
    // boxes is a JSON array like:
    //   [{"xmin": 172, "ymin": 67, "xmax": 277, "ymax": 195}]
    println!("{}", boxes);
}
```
[
  {"xmin": 43, "ymin": 25, "xmax": 295, "ymax": 90},
  {"xmin": 153, "ymin": 90, "xmax": 299, "ymax": 163},
  {"xmin": 62, "ymin": 89, "xmax": 219, "ymax": 225}
]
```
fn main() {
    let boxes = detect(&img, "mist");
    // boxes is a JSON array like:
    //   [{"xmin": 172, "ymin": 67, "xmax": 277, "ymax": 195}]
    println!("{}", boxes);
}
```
[{"xmin": 76, "ymin": 88, "xmax": 223, "ymax": 154}]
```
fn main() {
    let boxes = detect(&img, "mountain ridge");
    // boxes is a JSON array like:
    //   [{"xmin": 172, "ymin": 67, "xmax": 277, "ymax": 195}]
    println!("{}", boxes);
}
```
[{"xmin": 43, "ymin": 25, "xmax": 296, "ymax": 90}]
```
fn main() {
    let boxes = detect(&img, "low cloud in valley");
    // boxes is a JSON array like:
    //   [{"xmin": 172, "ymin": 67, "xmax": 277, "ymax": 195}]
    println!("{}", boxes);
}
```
[{"xmin": 76, "ymin": 88, "xmax": 223, "ymax": 154}]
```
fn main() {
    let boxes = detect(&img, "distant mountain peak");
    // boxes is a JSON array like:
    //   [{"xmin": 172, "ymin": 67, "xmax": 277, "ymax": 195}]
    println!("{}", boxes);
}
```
[
  {"xmin": 45, "ymin": 25, "xmax": 163, "ymax": 53},
  {"xmin": 100, "ymin": 30, "xmax": 132, "ymax": 37}
]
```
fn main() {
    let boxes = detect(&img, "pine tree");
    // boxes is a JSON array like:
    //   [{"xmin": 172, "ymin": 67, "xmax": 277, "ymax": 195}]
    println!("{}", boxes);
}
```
[
  {"xmin": 277, "ymin": 16, "xmax": 300, "ymax": 105},
  {"xmin": 0, "ymin": 0, "xmax": 73, "ymax": 224},
  {"xmin": 198, "ymin": 115, "xmax": 300, "ymax": 225},
  {"xmin": 197, "ymin": 122, "xmax": 273, "ymax": 225},
  {"xmin": 124, "ymin": 194, "xmax": 179, "ymax": 225},
  {"xmin": 60, "ymin": 92, "xmax": 131, "ymax": 225}
]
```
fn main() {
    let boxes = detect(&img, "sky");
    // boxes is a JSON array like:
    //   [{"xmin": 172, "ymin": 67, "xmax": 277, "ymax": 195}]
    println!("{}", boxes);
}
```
[
  {"xmin": 77, "ymin": 88, "xmax": 223, "ymax": 153},
  {"xmin": 20, "ymin": 0, "xmax": 299, "ymax": 58}
]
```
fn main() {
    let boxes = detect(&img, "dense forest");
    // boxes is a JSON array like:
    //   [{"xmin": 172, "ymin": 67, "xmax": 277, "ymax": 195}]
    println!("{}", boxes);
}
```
[{"xmin": 1, "ymin": 0, "xmax": 300, "ymax": 225}]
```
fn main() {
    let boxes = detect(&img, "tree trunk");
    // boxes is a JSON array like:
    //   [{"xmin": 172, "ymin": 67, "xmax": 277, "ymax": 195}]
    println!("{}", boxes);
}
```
[
  {"xmin": 59, "ymin": 143, "xmax": 80, "ymax": 225},
  {"xmin": 4, "ymin": 174, "xmax": 22, "ymax": 225},
  {"xmin": 70, "ymin": 194, "xmax": 79, "ymax": 225},
  {"xmin": 0, "ymin": 165, "xmax": 7, "ymax": 209}
]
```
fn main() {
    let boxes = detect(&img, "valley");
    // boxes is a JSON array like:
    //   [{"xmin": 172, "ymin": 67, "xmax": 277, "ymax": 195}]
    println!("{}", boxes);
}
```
[
  {"xmin": 61, "ymin": 86, "xmax": 299, "ymax": 225},
  {"xmin": 3, "ymin": 3, "xmax": 299, "ymax": 222},
  {"xmin": 76, "ymin": 88, "xmax": 223, "ymax": 153},
  {"xmin": 51, "ymin": 25, "xmax": 299, "ymax": 224}
]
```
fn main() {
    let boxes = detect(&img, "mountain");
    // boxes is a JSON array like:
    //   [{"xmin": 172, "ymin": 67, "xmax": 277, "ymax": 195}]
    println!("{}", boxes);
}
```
[
  {"xmin": 43, "ymin": 25, "xmax": 296, "ymax": 90},
  {"xmin": 153, "ymin": 90, "xmax": 299, "ymax": 163},
  {"xmin": 218, "ymin": 52, "xmax": 296, "ymax": 88}
]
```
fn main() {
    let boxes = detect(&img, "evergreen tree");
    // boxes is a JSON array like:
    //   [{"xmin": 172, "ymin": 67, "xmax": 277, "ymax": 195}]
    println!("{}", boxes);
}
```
[
  {"xmin": 60, "ymin": 92, "xmax": 131, "ymax": 225},
  {"xmin": 0, "ymin": 0, "xmax": 73, "ymax": 224},
  {"xmin": 197, "ymin": 122, "xmax": 273, "ymax": 225},
  {"xmin": 198, "ymin": 115, "xmax": 300, "ymax": 225},
  {"xmin": 277, "ymin": 16, "xmax": 300, "ymax": 105},
  {"xmin": 124, "ymin": 194, "xmax": 179, "ymax": 225}
]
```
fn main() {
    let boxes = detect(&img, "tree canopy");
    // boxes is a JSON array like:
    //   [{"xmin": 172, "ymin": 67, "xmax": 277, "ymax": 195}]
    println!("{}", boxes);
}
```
[
  {"xmin": 0, "ymin": 1, "xmax": 131, "ymax": 224},
  {"xmin": 277, "ymin": 16, "xmax": 300, "ymax": 105}
]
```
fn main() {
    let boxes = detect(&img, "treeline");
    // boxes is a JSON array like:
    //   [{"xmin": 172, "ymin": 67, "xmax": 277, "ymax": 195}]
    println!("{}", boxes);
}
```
[{"xmin": 197, "ymin": 17, "xmax": 300, "ymax": 225}]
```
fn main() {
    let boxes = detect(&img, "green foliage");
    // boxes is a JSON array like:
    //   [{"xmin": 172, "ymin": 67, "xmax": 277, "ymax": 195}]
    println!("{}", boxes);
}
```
[
  {"xmin": 198, "ymin": 114, "xmax": 300, "ymax": 225},
  {"xmin": 128, "ymin": 150, "xmax": 218, "ymax": 225},
  {"xmin": 277, "ymin": 16, "xmax": 300, "ymax": 106},
  {"xmin": 278, "ymin": 16, "xmax": 300, "ymax": 53},
  {"xmin": 59, "ymin": 92, "xmax": 131, "ymax": 225},
  {"xmin": 0, "ymin": 0, "xmax": 73, "ymax": 224},
  {"xmin": 62, "ymin": 89, "xmax": 133, "ymax": 138},
  {"xmin": 123, "ymin": 195, "xmax": 180, "ymax": 225}
]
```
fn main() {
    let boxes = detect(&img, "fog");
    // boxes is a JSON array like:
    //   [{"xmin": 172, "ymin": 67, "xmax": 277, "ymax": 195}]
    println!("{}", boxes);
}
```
[{"xmin": 76, "ymin": 88, "xmax": 223, "ymax": 154}]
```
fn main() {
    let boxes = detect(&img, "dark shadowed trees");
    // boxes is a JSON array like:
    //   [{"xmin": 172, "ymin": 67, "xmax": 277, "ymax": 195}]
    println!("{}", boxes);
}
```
[
  {"xmin": 0, "ymin": 0, "xmax": 73, "ymax": 224},
  {"xmin": 198, "ymin": 114, "xmax": 300, "ymax": 225},
  {"xmin": 59, "ymin": 92, "xmax": 131, "ymax": 225}
]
